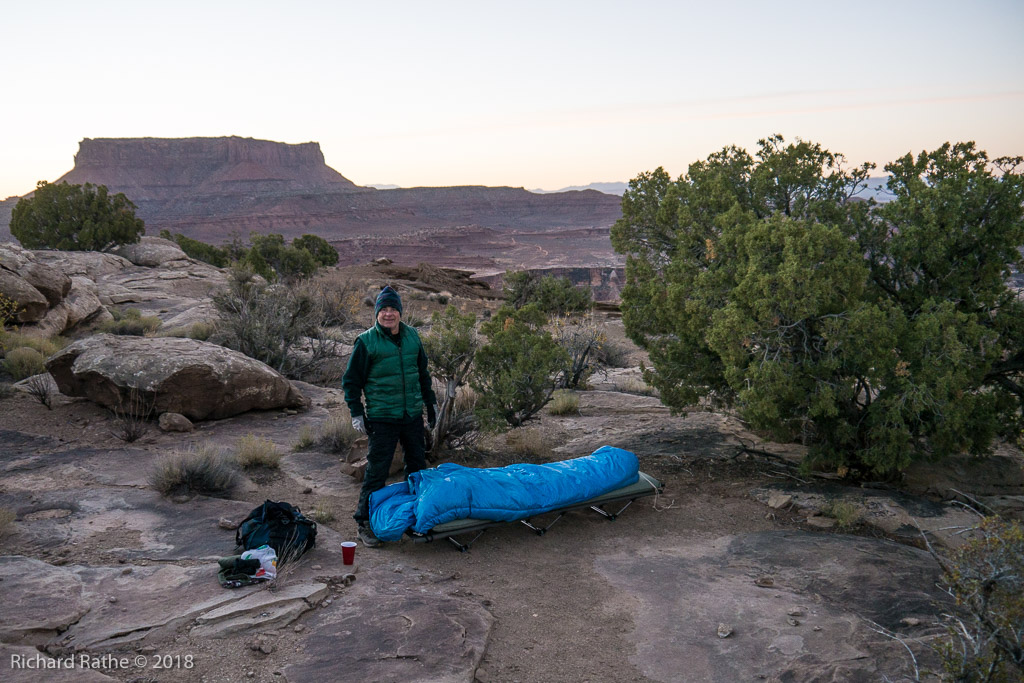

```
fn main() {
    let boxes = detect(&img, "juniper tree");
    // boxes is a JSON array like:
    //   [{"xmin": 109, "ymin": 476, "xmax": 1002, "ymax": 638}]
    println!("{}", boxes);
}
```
[{"xmin": 612, "ymin": 136, "xmax": 1024, "ymax": 476}]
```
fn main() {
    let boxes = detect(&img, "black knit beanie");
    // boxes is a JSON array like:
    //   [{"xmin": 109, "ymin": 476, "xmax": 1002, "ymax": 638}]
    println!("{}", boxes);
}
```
[{"xmin": 374, "ymin": 286, "xmax": 403, "ymax": 316}]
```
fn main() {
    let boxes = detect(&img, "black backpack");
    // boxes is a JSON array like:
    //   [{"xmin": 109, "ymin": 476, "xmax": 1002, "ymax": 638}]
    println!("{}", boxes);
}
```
[{"xmin": 235, "ymin": 500, "xmax": 317, "ymax": 562}]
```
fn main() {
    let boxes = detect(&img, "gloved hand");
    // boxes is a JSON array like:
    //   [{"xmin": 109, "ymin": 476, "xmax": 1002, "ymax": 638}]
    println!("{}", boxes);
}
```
[
  {"xmin": 351, "ymin": 415, "xmax": 367, "ymax": 435},
  {"xmin": 427, "ymin": 403, "xmax": 438, "ymax": 430}
]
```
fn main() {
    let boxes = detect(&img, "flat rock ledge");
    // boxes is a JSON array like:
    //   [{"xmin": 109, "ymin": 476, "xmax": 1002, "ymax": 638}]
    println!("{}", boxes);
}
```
[{"xmin": 284, "ymin": 592, "xmax": 494, "ymax": 683}]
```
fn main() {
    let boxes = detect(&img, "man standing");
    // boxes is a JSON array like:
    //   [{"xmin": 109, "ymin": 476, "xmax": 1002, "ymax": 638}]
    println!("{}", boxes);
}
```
[{"xmin": 343, "ymin": 285, "xmax": 437, "ymax": 547}]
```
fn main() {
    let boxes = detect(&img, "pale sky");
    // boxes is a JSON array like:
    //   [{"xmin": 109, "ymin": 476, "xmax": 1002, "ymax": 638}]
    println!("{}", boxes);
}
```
[{"xmin": 1, "ymin": 0, "xmax": 1022, "ymax": 199}]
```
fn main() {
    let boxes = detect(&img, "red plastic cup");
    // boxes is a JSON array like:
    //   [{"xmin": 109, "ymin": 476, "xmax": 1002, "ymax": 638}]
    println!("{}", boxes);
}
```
[{"xmin": 341, "ymin": 541, "xmax": 356, "ymax": 565}]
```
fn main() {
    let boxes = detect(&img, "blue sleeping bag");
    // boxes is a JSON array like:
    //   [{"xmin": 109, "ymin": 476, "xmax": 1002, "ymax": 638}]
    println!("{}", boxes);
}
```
[{"xmin": 369, "ymin": 445, "xmax": 639, "ymax": 541}]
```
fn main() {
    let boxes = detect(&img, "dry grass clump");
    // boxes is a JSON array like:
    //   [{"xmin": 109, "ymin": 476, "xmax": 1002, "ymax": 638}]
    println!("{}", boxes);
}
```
[
  {"xmin": 548, "ymin": 390, "xmax": 580, "ymax": 416},
  {"xmin": 822, "ymin": 500, "xmax": 861, "ymax": 529},
  {"xmin": 0, "ymin": 507, "xmax": 15, "ymax": 536},
  {"xmin": 100, "ymin": 308, "xmax": 162, "ymax": 336},
  {"xmin": 316, "ymin": 413, "xmax": 361, "ymax": 454},
  {"xmin": 0, "ymin": 331, "xmax": 67, "ymax": 358},
  {"xmin": 455, "ymin": 385, "xmax": 479, "ymax": 414},
  {"xmin": 235, "ymin": 434, "xmax": 282, "ymax": 469},
  {"xmin": 615, "ymin": 376, "xmax": 658, "ymax": 397},
  {"xmin": 149, "ymin": 445, "xmax": 239, "ymax": 497},
  {"xmin": 505, "ymin": 427, "xmax": 552, "ymax": 462},
  {"xmin": 309, "ymin": 499, "xmax": 335, "ymax": 524},
  {"xmin": 158, "ymin": 321, "xmax": 216, "ymax": 341},
  {"xmin": 2, "ymin": 347, "xmax": 46, "ymax": 380},
  {"xmin": 595, "ymin": 338, "xmax": 634, "ymax": 368},
  {"xmin": 293, "ymin": 424, "xmax": 316, "ymax": 451}
]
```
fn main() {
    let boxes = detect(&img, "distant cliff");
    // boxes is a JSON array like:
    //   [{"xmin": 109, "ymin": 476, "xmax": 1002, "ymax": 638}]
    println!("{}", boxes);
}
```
[{"xmin": 55, "ymin": 137, "xmax": 361, "ymax": 201}]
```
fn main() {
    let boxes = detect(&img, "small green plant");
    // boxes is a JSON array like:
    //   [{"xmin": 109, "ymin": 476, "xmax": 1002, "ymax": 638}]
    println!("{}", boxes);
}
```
[
  {"xmin": 2, "ymin": 347, "xmax": 46, "ymax": 380},
  {"xmin": 548, "ymin": 389, "xmax": 580, "ymax": 416},
  {"xmin": 100, "ymin": 308, "xmax": 162, "ymax": 336},
  {"xmin": 0, "ymin": 293, "xmax": 18, "ymax": 328},
  {"xmin": 822, "ymin": 500, "xmax": 861, "ymax": 529},
  {"xmin": 309, "ymin": 499, "xmax": 335, "ymax": 524},
  {"xmin": 0, "ymin": 507, "xmax": 15, "ymax": 536},
  {"xmin": 0, "ymin": 382, "xmax": 14, "ymax": 400},
  {"xmin": 316, "ymin": 414, "xmax": 360, "ymax": 454},
  {"xmin": 149, "ymin": 445, "xmax": 239, "ymax": 498},
  {"xmin": 293, "ymin": 425, "xmax": 316, "ymax": 451},
  {"xmin": 235, "ymin": 434, "xmax": 281, "ymax": 469}
]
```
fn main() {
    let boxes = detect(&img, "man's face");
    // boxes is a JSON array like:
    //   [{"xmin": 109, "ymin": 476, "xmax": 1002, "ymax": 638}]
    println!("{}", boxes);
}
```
[{"xmin": 377, "ymin": 306, "xmax": 401, "ymax": 332}]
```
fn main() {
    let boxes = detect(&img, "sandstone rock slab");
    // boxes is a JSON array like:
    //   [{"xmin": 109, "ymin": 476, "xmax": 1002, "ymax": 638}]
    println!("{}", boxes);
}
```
[
  {"xmin": 191, "ymin": 581, "xmax": 328, "ymax": 638},
  {"xmin": 47, "ymin": 334, "xmax": 307, "ymax": 421},
  {"xmin": 284, "ymin": 592, "xmax": 493, "ymax": 683},
  {"xmin": 595, "ymin": 531, "xmax": 948, "ymax": 682},
  {"xmin": 0, "ymin": 556, "xmax": 88, "ymax": 646},
  {"xmin": 52, "ymin": 563, "xmax": 240, "ymax": 652}
]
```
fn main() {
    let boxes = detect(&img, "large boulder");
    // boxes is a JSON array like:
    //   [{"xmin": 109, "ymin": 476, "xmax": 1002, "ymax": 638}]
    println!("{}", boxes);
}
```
[
  {"xmin": 113, "ymin": 236, "xmax": 189, "ymax": 267},
  {"xmin": 46, "ymin": 334, "xmax": 308, "ymax": 420},
  {"xmin": 19, "ymin": 261, "xmax": 72, "ymax": 306},
  {"xmin": 0, "ymin": 269, "xmax": 48, "ymax": 322}
]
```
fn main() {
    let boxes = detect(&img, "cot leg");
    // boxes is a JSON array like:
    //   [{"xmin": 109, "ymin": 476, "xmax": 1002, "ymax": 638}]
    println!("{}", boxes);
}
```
[
  {"xmin": 446, "ymin": 530, "xmax": 485, "ymax": 551},
  {"xmin": 590, "ymin": 498, "xmax": 636, "ymax": 521}
]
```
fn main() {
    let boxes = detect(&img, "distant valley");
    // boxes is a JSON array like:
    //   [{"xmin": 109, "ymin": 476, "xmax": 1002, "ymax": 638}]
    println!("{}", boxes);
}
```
[{"xmin": 0, "ymin": 137, "xmax": 624, "ymax": 281}]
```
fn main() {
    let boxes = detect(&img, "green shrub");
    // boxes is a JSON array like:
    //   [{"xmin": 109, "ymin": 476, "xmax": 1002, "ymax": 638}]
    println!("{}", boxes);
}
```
[
  {"xmin": 612, "ymin": 137, "xmax": 1024, "ymax": 476},
  {"xmin": 211, "ymin": 271, "xmax": 343, "ymax": 383},
  {"xmin": 235, "ymin": 434, "xmax": 281, "ymax": 469},
  {"xmin": 2, "ymin": 347, "xmax": 46, "ymax": 380},
  {"xmin": 158, "ymin": 230, "xmax": 230, "ymax": 267},
  {"xmin": 149, "ymin": 445, "xmax": 238, "ymax": 497},
  {"xmin": 423, "ymin": 305, "xmax": 480, "ymax": 447},
  {"xmin": 503, "ymin": 270, "xmax": 592, "ymax": 316},
  {"xmin": 292, "ymin": 234, "xmax": 339, "ymax": 267},
  {"xmin": 12, "ymin": 180, "xmax": 144, "ymax": 251},
  {"xmin": 548, "ymin": 389, "xmax": 580, "ymax": 416},
  {"xmin": 100, "ymin": 308, "xmax": 162, "ymax": 336},
  {"xmin": 471, "ymin": 304, "xmax": 569, "ymax": 430}
]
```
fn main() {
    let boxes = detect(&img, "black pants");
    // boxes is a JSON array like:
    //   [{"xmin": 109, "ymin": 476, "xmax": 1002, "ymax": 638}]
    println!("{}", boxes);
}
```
[{"xmin": 353, "ymin": 418, "xmax": 427, "ymax": 525}]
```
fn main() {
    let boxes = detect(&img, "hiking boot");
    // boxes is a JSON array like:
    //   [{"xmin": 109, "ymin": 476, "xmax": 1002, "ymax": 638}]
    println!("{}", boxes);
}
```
[{"xmin": 358, "ymin": 524, "xmax": 381, "ymax": 548}]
